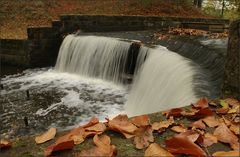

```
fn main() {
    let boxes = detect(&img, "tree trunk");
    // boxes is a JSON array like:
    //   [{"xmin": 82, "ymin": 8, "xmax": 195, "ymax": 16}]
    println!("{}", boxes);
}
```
[{"xmin": 221, "ymin": 0, "xmax": 225, "ymax": 17}]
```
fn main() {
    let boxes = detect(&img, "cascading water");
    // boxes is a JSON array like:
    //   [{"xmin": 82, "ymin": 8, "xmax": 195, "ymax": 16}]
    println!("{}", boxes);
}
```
[
  {"xmin": 125, "ymin": 46, "xmax": 206, "ymax": 116},
  {"xmin": 55, "ymin": 35, "xmax": 132, "ymax": 84},
  {"xmin": 56, "ymin": 35, "xmax": 210, "ymax": 116}
]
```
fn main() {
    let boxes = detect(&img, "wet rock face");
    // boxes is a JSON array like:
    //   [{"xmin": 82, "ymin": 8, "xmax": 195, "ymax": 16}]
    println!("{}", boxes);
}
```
[{"xmin": 223, "ymin": 20, "xmax": 240, "ymax": 99}]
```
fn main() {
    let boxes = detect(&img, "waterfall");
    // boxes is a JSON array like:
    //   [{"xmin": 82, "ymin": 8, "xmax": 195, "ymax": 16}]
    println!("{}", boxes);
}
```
[
  {"xmin": 125, "ymin": 46, "xmax": 208, "ymax": 116},
  {"xmin": 55, "ymin": 35, "xmax": 132, "ymax": 84},
  {"xmin": 55, "ymin": 35, "xmax": 210, "ymax": 117}
]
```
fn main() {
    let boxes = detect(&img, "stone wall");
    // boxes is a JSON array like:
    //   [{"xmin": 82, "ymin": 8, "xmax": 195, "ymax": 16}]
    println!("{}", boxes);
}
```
[
  {"xmin": 222, "ymin": 20, "xmax": 240, "ymax": 99},
  {"xmin": 0, "ymin": 15, "xmax": 229, "ymax": 67},
  {"xmin": 60, "ymin": 15, "xmax": 229, "ymax": 33},
  {"xmin": 0, "ymin": 39, "xmax": 29, "ymax": 66}
]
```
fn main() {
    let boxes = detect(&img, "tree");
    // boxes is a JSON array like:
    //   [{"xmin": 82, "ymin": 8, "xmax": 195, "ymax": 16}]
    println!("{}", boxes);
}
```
[{"xmin": 194, "ymin": 0, "xmax": 203, "ymax": 8}]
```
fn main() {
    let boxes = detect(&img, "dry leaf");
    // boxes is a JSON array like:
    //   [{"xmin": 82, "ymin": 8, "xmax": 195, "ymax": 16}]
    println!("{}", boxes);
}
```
[
  {"xmin": 0, "ymin": 139, "xmax": 11, "ymax": 149},
  {"xmin": 228, "ymin": 105, "xmax": 240, "ymax": 114},
  {"xmin": 131, "ymin": 115, "xmax": 150, "ymax": 127},
  {"xmin": 213, "ymin": 123, "xmax": 240, "ymax": 150},
  {"xmin": 134, "ymin": 126, "xmax": 154, "ymax": 149},
  {"xmin": 212, "ymin": 150, "xmax": 240, "ymax": 156},
  {"xmin": 193, "ymin": 108, "xmax": 213, "ymax": 118},
  {"xmin": 224, "ymin": 98, "xmax": 239, "ymax": 107},
  {"xmin": 165, "ymin": 132, "xmax": 206, "ymax": 156},
  {"xmin": 144, "ymin": 143, "xmax": 174, "ymax": 156},
  {"xmin": 171, "ymin": 125, "xmax": 187, "ymax": 133},
  {"xmin": 107, "ymin": 114, "xmax": 137, "ymax": 139},
  {"xmin": 162, "ymin": 108, "xmax": 183, "ymax": 118},
  {"xmin": 79, "ymin": 135, "xmax": 117, "ymax": 156},
  {"xmin": 35, "ymin": 127, "xmax": 56, "ymax": 144},
  {"xmin": 199, "ymin": 133, "xmax": 218, "ymax": 147},
  {"xmin": 191, "ymin": 119, "xmax": 206, "ymax": 129},
  {"xmin": 152, "ymin": 116, "xmax": 174, "ymax": 133},
  {"xmin": 229, "ymin": 123, "xmax": 240, "ymax": 135},
  {"xmin": 44, "ymin": 137, "xmax": 74, "ymax": 156},
  {"xmin": 202, "ymin": 116, "xmax": 220, "ymax": 127},
  {"xmin": 193, "ymin": 97, "xmax": 209, "ymax": 109},
  {"xmin": 82, "ymin": 117, "xmax": 99, "ymax": 128}
]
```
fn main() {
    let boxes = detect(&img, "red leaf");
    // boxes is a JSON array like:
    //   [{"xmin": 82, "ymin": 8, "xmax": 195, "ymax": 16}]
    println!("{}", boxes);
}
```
[
  {"xmin": 193, "ymin": 97, "xmax": 209, "ymax": 109},
  {"xmin": 162, "ymin": 108, "xmax": 183, "ymax": 118},
  {"xmin": 193, "ymin": 108, "xmax": 213, "ymax": 118},
  {"xmin": 0, "ymin": 139, "xmax": 11, "ymax": 149},
  {"xmin": 165, "ymin": 132, "xmax": 206, "ymax": 156}
]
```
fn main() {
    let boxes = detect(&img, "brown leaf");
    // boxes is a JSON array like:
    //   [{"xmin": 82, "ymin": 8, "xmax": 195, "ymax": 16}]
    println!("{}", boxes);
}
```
[
  {"xmin": 212, "ymin": 150, "xmax": 240, "ymax": 156},
  {"xmin": 134, "ymin": 126, "xmax": 154, "ymax": 149},
  {"xmin": 79, "ymin": 135, "xmax": 117, "ymax": 157},
  {"xmin": 193, "ymin": 97, "xmax": 209, "ymax": 109},
  {"xmin": 178, "ymin": 130, "xmax": 200, "ymax": 143},
  {"xmin": 202, "ymin": 116, "xmax": 220, "ymax": 127},
  {"xmin": 224, "ymin": 98, "xmax": 240, "ymax": 107},
  {"xmin": 131, "ymin": 115, "xmax": 150, "ymax": 127},
  {"xmin": 107, "ymin": 114, "xmax": 137, "ymax": 138},
  {"xmin": 228, "ymin": 105, "xmax": 240, "ymax": 114},
  {"xmin": 181, "ymin": 108, "xmax": 199, "ymax": 116},
  {"xmin": 35, "ymin": 127, "xmax": 56, "ymax": 144},
  {"xmin": 193, "ymin": 108, "xmax": 213, "ymax": 118},
  {"xmin": 0, "ymin": 139, "xmax": 11, "ymax": 149},
  {"xmin": 144, "ymin": 143, "xmax": 174, "ymax": 156},
  {"xmin": 44, "ymin": 136, "xmax": 74, "ymax": 156},
  {"xmin": 165, "ymin": 132, "xmax": 206, "ymax": 156},
  {"xmin": 199, "ymin": 133, "xmax": 218, "ymax": 147},
  {"xmin": 162, "ymin": 108, "xmax": 183, "ymax": 118},
  {"xmin": 229, "ymin": 123, "xmax": 240, "ymax": 135},
  {"xmin": 85, "ymin": 122, "xmax": 106, "ymax": 134},
  {"xmin": 171, "ymin": 125, "xmax": 187, "ymax": 133},
  {"xmin": 191, "ymin": 119, "xmax": 206, "ymax": 129},
  {"xmin": 82, "ymin": 117, "xmax": 99, "ymax": 128},
  {"xmin": 152, "ymin": 116, "xmax": 174, "ymax": 133},
  {"xmin": 213, "ymin": 123, "xmax": 240, "ymax": 150}
]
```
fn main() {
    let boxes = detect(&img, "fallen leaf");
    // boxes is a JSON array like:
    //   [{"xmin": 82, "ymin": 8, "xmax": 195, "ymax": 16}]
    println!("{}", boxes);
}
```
[
  {"xmin": 212, "ymin": 150, "xmax": 240, "ymax": 156},
  {"xmin": 193, "ymin": 108, "xmax": 213, "ymax": 118},
  {"xmin": 198, "ymin": 133, "xmax": 218, "ymax": 147},
  {"xmin": 152, "ymin": 116, "xmax": 174, "ymax": 133},
  {"xmin": 224, "ymin": 98, "xmax": 239, "ymax": 107},
  {"xmin": 171, "ymin": 125, "xmax": 187, "ymax": 133},
  {"xmin": 35, "ymin": 127, "xmax": 56, "ymax": 144},
  {"xmin": 134, "ymin": 126, "xmax": 154, "ymax": 149},
  {"xmin": 44, "ymin": 137, "xmax": 74, "ymax": 156},
  {"xmin": 131, "ymin": 115, "xmax": 150, "ymax": 127},
  {"xmin": 193, "ymin": 97, "xmax": 209, "ymax": 109},
  {"xmin": 229, "ymin": 123, "xmax": 240, "ymax": 135},
  {"xmin": 85, "ymin": 122, "xmax": 106, "ymax": 133},
  {"xmin": 191, "ymin": 119, "xmax": 206, "ymax": 129},
  {"xmin": 181, "ymin": 108, "xmax": 199, "ymax": 116},
  {"xmin": 228, "ymin": 105, "xmax": 240, "ymax": 114},
  {"xmin": 79, "ymin": 135, "xmax": 117, "ymax": 156},
  {"xmin": 165, "ymin": 132, "xmax": 206, "ymax": 156},
  {"xmin": 213, "ymin": 123, "xmax": 240, "ymax": 150},
  {"xmin": 178, "ymin": 130, "xmax": 200, "ymax": 143},
  {"xmin": 144, "ymin": 143, "xmax": 174, "ymax": 156},
  {"xmin": 82, "ymin": 117, "xmax": 99, "ymax": 128},
  {"xmin": 107, "ymin": 114, "xmax": 137, "ymax": 138},
  {"xmin": 0, "ymin": 139, "xmax": 11, "ymax": 149},
  {"xmin": 202, "ymin": 116, "xmax": 220, "ymax": 127},
  {"xmin": 162, "ymin": 108, "xmax": 183, "ymax": 118}
]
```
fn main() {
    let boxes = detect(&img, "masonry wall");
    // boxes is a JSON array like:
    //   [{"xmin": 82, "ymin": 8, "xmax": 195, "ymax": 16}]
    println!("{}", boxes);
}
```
[{"xmin": 222, "ymin": 20, "xmax": 240, "ymax": 99}]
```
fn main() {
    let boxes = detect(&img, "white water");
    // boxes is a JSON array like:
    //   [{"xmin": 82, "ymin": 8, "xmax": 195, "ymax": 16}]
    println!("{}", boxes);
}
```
[
  {"xmin": 55, "ymin": 35, "xmax": 131, "ymax": 84},
  {"xmin": 125, "ymin": 46, "xmax": 199, "ymax": 116}
]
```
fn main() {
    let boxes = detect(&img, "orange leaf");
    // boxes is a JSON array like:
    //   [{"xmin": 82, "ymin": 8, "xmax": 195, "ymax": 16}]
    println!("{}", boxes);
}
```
[
  {"xmin": 202, "ymin": 116, "xmax": 220, "ymax": 127},
  {"xmin": 0, "ymin": 139, "xmax": 11, "ymax": 149},
  {"xmin": 165, "ymin": 132, "xmax": 206, "ymax": 156},
  {"xmin": 144, "ymin": 143, "xmax": 174, "ymax": 156},
  {"xmin": 212, "ymin": 150, "xmax": 240, "ymax": 156},
  {"xmin": 193, "ymin": 97, "xmax": 209, "ymax": 109},
  {"xmin": 229, "ymin": 123, "xmax": 240, "ymax": 135},
  {"xmin": 131, "ymin": 115, "xmax": 150, "ymax": 127},
  {"xmin": 191, "ymin": 119, "xmax": 206, "ymax": 129},
  {"xmin": 79, "ymin": 135, "xmax": 117, "ymax": 156},
  {"xmin": 107, "ymin": 114, "xmax": 137, "ymax": 139},
  {"xmin": 44, "ymin": 138, "xmax": 74, "ymax": 156},
  {"xmin": 134, "ymin": 126, "xmax": 154, "ymax": 149},
  {"xmin": 35, "ymin": 127, "xmax": 56, "ymax": 144},
  {"xmin": 193, "ymin": 108, "xmax": 213, "ymax": 118},
  {"xmin": 213, "ymin": 123, "xmax": 240, "ymax": 150},
  {"xmin": 224, "ymin": 98, "xmax": 239, "ymax": 107},
  {"xmin": 152, "ymin": 116, "xmax": 174, "ymax": 133},
  {"xmin": 171, "ymin": 125, "xmax": 187, "ymax": 133}
]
